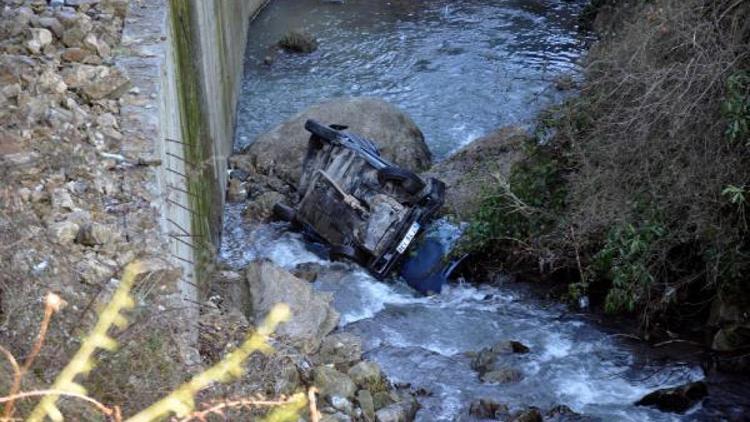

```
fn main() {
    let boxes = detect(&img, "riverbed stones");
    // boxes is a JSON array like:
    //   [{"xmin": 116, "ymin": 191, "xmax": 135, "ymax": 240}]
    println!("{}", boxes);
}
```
[
  {"xmin": 317, "ymin": 332, "xmax": 363, "ymax": 369},
  {"xmin": 373, "ymin": 397, "xmax": 419, "ymax": 422},
  {"xmin": 242, "ymin": 190, "xmax": 284, "ymax": 223},
  {"xmin": 511, "ymin": 407, "xmax": 543, "ymax": 422},
  {"xmin": 234, "ymin": 97, "xmax": 432, "ymax": 200},
  {"xmin": 278, "ymin": 30, "xmax": 318, "ymax": 53},
  {"xmin": 423, "ymin": 126, "xmax": 528, "ymax": 219},
  {"xmin": 481, "ymin": 367, "xmax": 523, "ymax": 384},
  {"xmin": 635, "ymin": 381, "xmax": 708, "ymax": 413},
  {"xmin": 226, "ymin": 178, "xmax": 247, "ymax": 202},
  {"xmin": 245, "ymin": 260, "xmax": 339, "ymax": 352},
  {"xmin": 471, "ymin": 340, "xmax": 530, "ymax": 382},
  {"xmin": 314, "ymin": 366, "xmax": 357, "ymax": 400},
  {"xmin": 468, "ymin": 398, "xmax": 509, "ymax": 419},
  {"xmin": 357, "ymin": 389, "xmax": 376, "ymax": 421},
  {"xmin": 347, "ymin": 361, "xmax": 383, "ymax": 388}
]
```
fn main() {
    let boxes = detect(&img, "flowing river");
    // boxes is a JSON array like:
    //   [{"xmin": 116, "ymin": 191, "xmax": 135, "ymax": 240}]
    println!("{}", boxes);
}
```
[{"xmin": 222, "ymin": 0, "xmax": 749, "ymax": 420}]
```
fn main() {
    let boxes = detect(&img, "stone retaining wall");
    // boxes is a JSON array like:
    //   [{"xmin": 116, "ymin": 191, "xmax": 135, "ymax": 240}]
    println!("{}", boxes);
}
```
[{"xmin": 119, "ymin": 0, "xmax": 265, "ymax": 312}]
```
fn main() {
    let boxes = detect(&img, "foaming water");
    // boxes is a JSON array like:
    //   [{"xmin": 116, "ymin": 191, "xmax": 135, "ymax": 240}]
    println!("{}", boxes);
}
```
[{"xmin": 221, "ymin": 211, "xmax": 707, "ymax": 420}]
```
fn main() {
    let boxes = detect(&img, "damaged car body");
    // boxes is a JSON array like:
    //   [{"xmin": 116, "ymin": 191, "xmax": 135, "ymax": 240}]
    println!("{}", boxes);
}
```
[{"xmin": 273, "ymin": 119, "xmax": 453, "ymax": 292}]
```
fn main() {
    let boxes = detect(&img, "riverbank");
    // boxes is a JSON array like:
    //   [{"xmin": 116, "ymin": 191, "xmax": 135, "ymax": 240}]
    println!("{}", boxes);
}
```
[{"xmin": 459, "ymin": 0, "xmax": 750, "ymax": 367}]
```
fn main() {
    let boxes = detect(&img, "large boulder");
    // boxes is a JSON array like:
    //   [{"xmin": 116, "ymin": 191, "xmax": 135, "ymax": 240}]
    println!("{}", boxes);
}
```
[
  {"xmin": 635, "ymin": 381, "xmax": 708, "ymax": 413},
  {"xmin": 245, "ymin": 260, "xmax": 339, "ymax": 353},
  {"xmin": 234, "ymin": 98, "xmax": 432, "ymax": 194},
  {"xmin": 424, "ymin": 126, "xmax": 528, "ymax": 220}
]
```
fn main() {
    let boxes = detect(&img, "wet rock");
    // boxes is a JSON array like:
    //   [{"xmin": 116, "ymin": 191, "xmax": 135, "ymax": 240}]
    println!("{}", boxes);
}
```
[
  {"xmin": 635, "ymin": 381, "xmax": 708, "ymax": 413},
  {"xmin": 314, "ymin": 366, "xmax": 357, "ymax": 400},
  {"xmin": 713, "ymin": 353, "xmax": 750, "ymax": 376},
  {"xmin": 545, "ymin": 404, "xmax": 587, "ymax": 421},
  {"xmin": 423, "ymin": 126, "xmax": 528, "ymax": 219},
  {"xmin": 48, "ymin": 220, "xmax": 80, "ymax": 244},
  {"xmin": 331, "ymin": 395, "xmax": 355, "ymax": 415},
  {"xmin": 316, "ymin": 332, "xmax": 363, "ymax": 370},
  {"xmin": 347, "ymin": 361, "xmax": 382, "ymax": 388},
  {"xmin": 511, "ymin": 407, "xmax": 543, "ymax": 422},
  {"xmin": 321, "ymin": 412, "xmax": 352, "ymax": 422},
  {"xmin": 480, "ymin": 367, "xmax": 523, "ymax": 384},
  {"xmin": 292, "ymin": 262, "xmax": 323, "ymax": 282},
  {"xmin": 245, "ymin": 260, "xmax": 339, "ymax": 353},
  {"xmin": 374, "ymin": 397, "xmax": 419, "ymax": 422},
  {"xmin": 554, "ymin": 74, "xmax": 576, "ymax": 91},
  {"xmin": 471, "ymin": 340, "xmax": 530, "ymax": 379},
  {"xmin": 242, "ymin": 191, "xmax": 285, "ymax": 223},
  {"xmin": 239, "ymin": 97, "xmax": 431, "ymax": 192},
  {"xmin": 278, "ymin": 30, "xmax": 318, "ymax": 53},
  {"xmin": 712, "ymin": 325, "xmax": 750, "ymax": 352},
  {"xmin": 357, "ymin": 389, "xmax": 376, "ymax": 421},
  {"xmin": 372, "ymin": 391, "xmax": 399, "ymax": 410},
  {"xmin": 226, "ymin": 178, "xmax": 247, "ymax": 202},
  {"xmin": 468, "ymin": 398, "xmax": 509, "ymax": 419}
]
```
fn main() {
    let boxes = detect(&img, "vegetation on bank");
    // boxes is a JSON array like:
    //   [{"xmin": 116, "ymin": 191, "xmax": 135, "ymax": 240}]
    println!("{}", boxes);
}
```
[{"xmin": 463, "ymin": 0, "xmax": 750, "ymax": 345}]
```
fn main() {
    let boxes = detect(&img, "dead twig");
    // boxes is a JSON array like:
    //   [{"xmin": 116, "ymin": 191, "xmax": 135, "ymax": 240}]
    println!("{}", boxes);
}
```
[
  {"xmin": 3, "ymin": 293, "xmax": 65, "ymax": 419},
  {"xmin": 0, "ymin": 390, "xmax": 118, "ymax": 421},
  {"xmin": 175, "ymin": 393, "xmax": 302, "ymax": 422},
  {"xmin": 308, "ymin": 387, "xmax": 320, "ymax": 422}
]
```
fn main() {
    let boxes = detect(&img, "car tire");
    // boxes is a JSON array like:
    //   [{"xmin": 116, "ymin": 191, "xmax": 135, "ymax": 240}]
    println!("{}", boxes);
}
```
[
  {"xmin": 305, "ymin": 119, "xmax": 341, "ymax": 142},
  {"xmin": 377, "ymin": 166, "xmax": 426, "ymax": 195},
  {"xmin": 330, "ymin": 244, "xmax": 361, "ymax": 264},
  {"xmin": 273, "ymin": 202, "xmax": 296, "ymax": 222}
]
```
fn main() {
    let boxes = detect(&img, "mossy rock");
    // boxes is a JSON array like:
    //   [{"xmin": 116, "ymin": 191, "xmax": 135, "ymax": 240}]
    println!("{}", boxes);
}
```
[{"xmin": 278, "ymin": 30, "xmax": 318, "ymax": 53}]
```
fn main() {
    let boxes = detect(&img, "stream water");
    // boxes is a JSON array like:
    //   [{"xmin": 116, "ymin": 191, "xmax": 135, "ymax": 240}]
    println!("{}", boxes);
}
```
[{"xmin": 223, "ymin": 0, "xmax": 748, "ymax": 420}]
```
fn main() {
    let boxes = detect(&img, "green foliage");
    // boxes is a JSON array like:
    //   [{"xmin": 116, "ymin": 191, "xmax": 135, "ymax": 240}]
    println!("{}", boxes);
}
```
[
  {"xmin": 591, "ymin": 222, "xmax": 665, "ymax": 313},
  {"xmin": 722, "ymin": 71, "xmax": 750, "ymax": 145},
  {"xmin": 461, "ymin": 141, "xmax": 568, "ymax": 259}
]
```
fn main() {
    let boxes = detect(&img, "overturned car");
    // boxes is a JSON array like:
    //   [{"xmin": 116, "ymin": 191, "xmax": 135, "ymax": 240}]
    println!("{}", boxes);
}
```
[{"xmin": 273, "ymin": 119, "xmax": 447, "ymax": 285}]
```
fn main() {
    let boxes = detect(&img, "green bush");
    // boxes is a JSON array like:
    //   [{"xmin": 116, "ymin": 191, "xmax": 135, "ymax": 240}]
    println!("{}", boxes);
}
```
[
  {"xmin": 461, "ymin": 140, "xmax": 568, "ymax": 267},
  {"xmin": 591, "ymin": 222, "xmax": 666, "ymax": 313},
  {"xmin": 722, "ymin": 71, "xmax": 750, "ymax": 145}
]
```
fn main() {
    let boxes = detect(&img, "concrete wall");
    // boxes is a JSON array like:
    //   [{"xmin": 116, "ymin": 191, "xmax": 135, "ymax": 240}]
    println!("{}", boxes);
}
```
[{"xmin": 118, "ymin": 0, "xmax": 265, "ymax": 333}]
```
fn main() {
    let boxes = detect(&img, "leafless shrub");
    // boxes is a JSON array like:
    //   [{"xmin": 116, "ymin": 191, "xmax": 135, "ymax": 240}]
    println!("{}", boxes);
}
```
[{"xmin": 558, "ymin": 0, "xmax": 750, "ymax": 320}]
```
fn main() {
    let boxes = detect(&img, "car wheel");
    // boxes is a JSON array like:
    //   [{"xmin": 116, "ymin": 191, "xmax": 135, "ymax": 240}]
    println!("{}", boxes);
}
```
[
  {"xmin": 273, "ymin": 202, "xmax": 296, "ymax": 222},
  {"xmin": 377, "ymin": 166, "xmax": 426, "ymax": 195},
  {"xmin": 305, "ymin": 119, "xmax": 341, "ymax": 142},
  {"xmin": 329, "ymin": 245, "xmax": 361, "ymax": 264}
]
